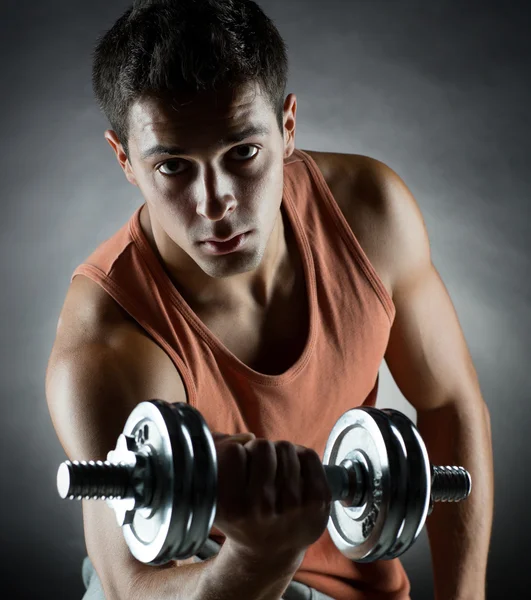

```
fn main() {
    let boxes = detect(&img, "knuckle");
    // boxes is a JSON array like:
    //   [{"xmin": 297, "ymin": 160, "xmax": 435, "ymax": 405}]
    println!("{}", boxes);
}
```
[
  {"xmin": 227, "ymin": 440, "xmax": 246, "ymax": 455},
  {"xmin": 298, "ymin": 447, "xmax": 320, "ymax": 463},
  {"xmin": 247, "ymin": 441, "xmax": 276, "ymax": 480},
  {"xmin": 247, "ymin": 440, "xmax": 275, "ymax": 466},
  {"xmin": 275, "ymin": 442, "xmax": 299, "ymax": 479},
  {"xmin": 218, "ymin": 441, "xmax": 244, "ymax": 468},
  {"xmin": 275, "ymin": 440, "xmax": 295, "ymax": 453},
  {"xmin": 250, "ymin": 439, "xmax": 275, "ymax": 455}
]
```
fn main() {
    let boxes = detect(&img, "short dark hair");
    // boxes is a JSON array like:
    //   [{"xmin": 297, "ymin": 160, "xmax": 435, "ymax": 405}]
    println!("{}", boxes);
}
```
[{"xmin": 91, "ymin": 0, "xmax": 289, "ymax": 160}]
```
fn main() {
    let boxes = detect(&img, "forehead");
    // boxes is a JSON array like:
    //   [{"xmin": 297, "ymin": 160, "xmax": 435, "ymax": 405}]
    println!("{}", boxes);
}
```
[{"xmin": 128, "ymin": 83, "xmax": 273, "ymax": 149}]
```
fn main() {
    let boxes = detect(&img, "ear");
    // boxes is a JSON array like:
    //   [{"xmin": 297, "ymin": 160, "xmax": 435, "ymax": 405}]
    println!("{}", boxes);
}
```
[
  {"xmin": 283, "ymin": 93, "xmax": 297, "ymax": 158},
  {"xmin": 104, "ymin": 130, "xmax": 138, "ymax": 187}
]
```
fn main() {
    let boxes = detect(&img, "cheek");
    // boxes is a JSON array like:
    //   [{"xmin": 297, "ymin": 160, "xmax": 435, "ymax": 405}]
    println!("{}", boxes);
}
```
[
  {"xmin": 259, "ymin": 170, "xmax": 284, "ymax": 215},
  {"xmin": 163, "ymin": 202, "xmax": 197, "ymax": 234},
  {"xmin": 247, "ymin": 163, "xmax": 284, "ymax": 206},
  {"xmin": 143, "ymin": 190, "xmax": 194, "ymax": 237}
]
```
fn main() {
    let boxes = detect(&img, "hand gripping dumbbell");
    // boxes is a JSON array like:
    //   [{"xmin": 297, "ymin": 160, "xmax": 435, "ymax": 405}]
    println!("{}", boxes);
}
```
[{"xmin": 56, "ymin": 400, "xmax": 471, "ymax": 565}]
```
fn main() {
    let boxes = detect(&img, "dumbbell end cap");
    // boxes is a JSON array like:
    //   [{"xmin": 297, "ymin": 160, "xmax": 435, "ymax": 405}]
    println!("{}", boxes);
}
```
[{"xmin": 57, "ymin": 462, "xmax": 72, "ymax": 499}]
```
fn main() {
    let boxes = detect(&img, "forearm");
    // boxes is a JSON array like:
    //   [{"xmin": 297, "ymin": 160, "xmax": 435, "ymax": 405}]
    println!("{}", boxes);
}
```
[
  {"xmin": 417, "ymin": 401, "xmax": 493, "ymax": 600},
  {"xmin": 196, "ymin": 540, "xmax": 304, "ymax": 600},
  {"xmin": 130, "ymin": 541, "xmax": 303, "ymax": 600}
]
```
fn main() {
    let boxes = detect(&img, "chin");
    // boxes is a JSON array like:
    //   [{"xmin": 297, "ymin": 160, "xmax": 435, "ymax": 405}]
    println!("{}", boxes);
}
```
[{"xmin": 201, "ymin": 250, "xmax": 263, "ymax": 279}]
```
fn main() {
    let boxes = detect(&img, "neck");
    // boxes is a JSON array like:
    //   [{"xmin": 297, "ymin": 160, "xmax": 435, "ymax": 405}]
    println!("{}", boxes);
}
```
[{"xmin": 140, "ymin": 205, "xmax": 295, "ymax": 313}]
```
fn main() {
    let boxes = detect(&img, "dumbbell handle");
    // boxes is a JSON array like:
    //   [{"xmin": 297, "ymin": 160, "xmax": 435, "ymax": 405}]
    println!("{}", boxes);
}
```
[
  {"xmin": 58, "ymin": 457, "xmax": 471, "ymax": 507},
  {"xmin": 325, "ymin": 463, "xmax": 471, "ymax": 506}
]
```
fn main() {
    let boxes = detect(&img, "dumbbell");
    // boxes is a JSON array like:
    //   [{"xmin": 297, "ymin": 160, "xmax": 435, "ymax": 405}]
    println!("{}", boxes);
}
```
[{"xmin": 56, "ymin": 400, "xmax": 471, "ymax": 565}]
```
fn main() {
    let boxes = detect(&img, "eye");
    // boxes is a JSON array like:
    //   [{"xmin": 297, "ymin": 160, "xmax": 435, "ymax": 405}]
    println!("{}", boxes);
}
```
[
  {"xmin": 229, "ymin": 145, "xmax": 259, "ymax": 161},
  {"xmin": 158, "ymin": 159, "xmax": 186, "ymax": 176},
  {"xmin": 157, "ymin": 145, "xmax": 259, "ymax": 177}
]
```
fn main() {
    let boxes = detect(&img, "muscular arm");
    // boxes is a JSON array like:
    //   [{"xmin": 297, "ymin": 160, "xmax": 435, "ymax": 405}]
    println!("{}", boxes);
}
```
[
  {"xmin": 46, "ymin": 276, "xmax": 300, "ymax": 600},
  {"xmin": 350, "ymin": 160, "xmax": 493, "ymax": 599},
  {"xmin": 387, "ymin": 264, "xmax": 493, "ymax": 600},
  {"xmin": 132, "ymin": 542, "xmax": 303, "ymax": 600}
]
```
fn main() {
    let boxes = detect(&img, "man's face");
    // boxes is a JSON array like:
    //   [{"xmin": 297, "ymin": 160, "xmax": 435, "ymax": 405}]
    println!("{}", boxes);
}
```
[{"xmin": 123, "ymin": 83, "xmax": 296, "ymax": 279}]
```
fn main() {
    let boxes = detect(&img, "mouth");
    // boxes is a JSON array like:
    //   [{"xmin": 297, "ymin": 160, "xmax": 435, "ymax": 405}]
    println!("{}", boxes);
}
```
[
  {"xmin": 202, "ymin": 230, "xmax": 246, "ymax": 243},
  {"xmin": 198, "ymin": 231, "xmax": 252, "ymax": 255}
]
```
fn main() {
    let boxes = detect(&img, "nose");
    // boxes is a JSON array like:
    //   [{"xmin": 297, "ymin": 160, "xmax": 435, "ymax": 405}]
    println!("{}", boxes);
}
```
[{"xmin": 195, "ymin": 166, "xmax": 237, "ymax": 221}]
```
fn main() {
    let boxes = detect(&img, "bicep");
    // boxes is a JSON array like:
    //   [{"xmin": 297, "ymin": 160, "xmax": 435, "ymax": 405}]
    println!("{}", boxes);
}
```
[
  {"xmin": 355, "ymin": 159, "xmax": 482, "ymax": 412},
  {"xmin": 46, "ymin": 324, "xmax": 187, "ymax": 459},
  {"xmin": 384, "ymin": 263, "xmax": 481, "ymax": 411},
  {"xmin": 45, "ymin": 333, "xmax": 187, "ymax": 598}
]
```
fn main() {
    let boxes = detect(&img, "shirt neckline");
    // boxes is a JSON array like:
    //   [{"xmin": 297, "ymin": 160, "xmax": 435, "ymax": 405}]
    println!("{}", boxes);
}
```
[{"xmin": 129, "ymin": 165, "xmax": 317, "ymax": 386}]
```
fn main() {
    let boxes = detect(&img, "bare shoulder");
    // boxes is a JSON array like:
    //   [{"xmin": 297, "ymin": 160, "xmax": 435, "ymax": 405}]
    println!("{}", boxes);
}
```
[
  {"xmin": 57, "ymin": 275, "xmax": 151, "ymax": 350},
  {"xmin": 302, "ymin": 149, "xmax": 398, "ymax": 217},
  {"xmin": 46, "ymin": 278, "xmax": 188, "ymax": 600},
  {"xmin": 56, "ymin": 274, "xmax": 134, "ymax": 345},
  {"xmin": 50, "ymin": 274, "xmax": 186, "ymax": 414},
  {"xmin": 301, "ymin": 149, "xmax": 376, "ymax": 180},
  {"xmin": 302, "ymin": 149, "xmax": 397, "ymax": 295}
]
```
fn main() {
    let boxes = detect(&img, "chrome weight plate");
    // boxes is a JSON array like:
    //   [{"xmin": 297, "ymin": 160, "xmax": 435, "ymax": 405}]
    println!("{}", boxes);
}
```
[
  {"xmin": 362, "ymin": 408, "xmax": 409, "ymax": 561},
  {"xmin": 380, "ymin": 409, "xmax": 431, "ymax": 560},
  {"xmin": 169, "ymin": 402, "xmax": 217, "ymax": 560},
  {"xmin": 323, "ymin": 407, "xmax": 408, "ymax": 562},
  {"xmin": 119, "ymin": 400, "xmax": 195, "ymax": 565}
]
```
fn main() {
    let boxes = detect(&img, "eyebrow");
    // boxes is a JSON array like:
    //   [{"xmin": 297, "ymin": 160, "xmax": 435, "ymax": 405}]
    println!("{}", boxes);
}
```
[{"xmin": 140, "ymin": 124, "xmax": 271, "ymax": 160}]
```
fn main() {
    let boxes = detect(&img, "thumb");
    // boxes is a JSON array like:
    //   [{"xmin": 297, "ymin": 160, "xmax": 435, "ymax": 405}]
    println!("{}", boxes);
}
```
[
  {"xmin": 212, "ymin": 431, "xmax": 256, "ymax": 445},
  {"xmin": 229, "ymin": 432, "xmax": 256, "ymax": 444}
]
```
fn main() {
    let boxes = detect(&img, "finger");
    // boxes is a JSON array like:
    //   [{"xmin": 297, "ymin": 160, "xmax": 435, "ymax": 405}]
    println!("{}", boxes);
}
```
[
  {"xmin": 217, "ymin": 442, "xmax": 247, "ymax": 520},
  {"xmin": 297, "ymin": 447, "xmax": 331, "ymax": 506},
  {"xmin": 274, "ymin": 441, "xmax": 301, "ymax": 513},
  {"xmin": 212, "ymin": 432, "xmax": 256, "ymax": 445},
  {"xmin": 246, "ymin": 440, "xmax": 276, "ymax": 514}
]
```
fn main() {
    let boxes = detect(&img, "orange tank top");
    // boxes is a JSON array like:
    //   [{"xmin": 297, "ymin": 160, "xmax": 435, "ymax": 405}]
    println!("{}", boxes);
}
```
[{"xmin": 72, "ymin": 149, "xmax": 410, "ymax": 599}]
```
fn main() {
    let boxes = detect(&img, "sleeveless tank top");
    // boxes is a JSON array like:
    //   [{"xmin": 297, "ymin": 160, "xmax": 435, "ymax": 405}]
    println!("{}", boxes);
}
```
[{"xmin": 72, "ymin": 149, "xmax": 410, "ymax": 599}]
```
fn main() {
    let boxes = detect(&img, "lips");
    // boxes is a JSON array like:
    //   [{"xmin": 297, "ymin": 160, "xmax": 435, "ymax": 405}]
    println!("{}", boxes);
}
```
[
  {"xmin": 199, "ymin": 231, "xmax": 251, "ymax": 255},
  {"xmin": 202, "ymin": 231, "xmax": 247, "ymax": 243}
]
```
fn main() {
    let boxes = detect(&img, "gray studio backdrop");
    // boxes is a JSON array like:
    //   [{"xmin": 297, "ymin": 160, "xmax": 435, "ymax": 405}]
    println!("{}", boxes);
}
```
[{"xmin": 2, "ymin": 0, "xmax": 529, "ymax": 598}]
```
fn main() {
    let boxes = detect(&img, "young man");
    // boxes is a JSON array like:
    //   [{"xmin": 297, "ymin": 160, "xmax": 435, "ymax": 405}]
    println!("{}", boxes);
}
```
[{"xmin": 46, "ymin": 1, "xmax": 493, "ymax": 599}]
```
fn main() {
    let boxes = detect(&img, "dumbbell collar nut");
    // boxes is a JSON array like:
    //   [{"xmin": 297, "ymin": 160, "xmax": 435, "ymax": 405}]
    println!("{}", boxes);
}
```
[{"xmin": 106, "ymin": 434, "xmax": 156, "ymax": 526}]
